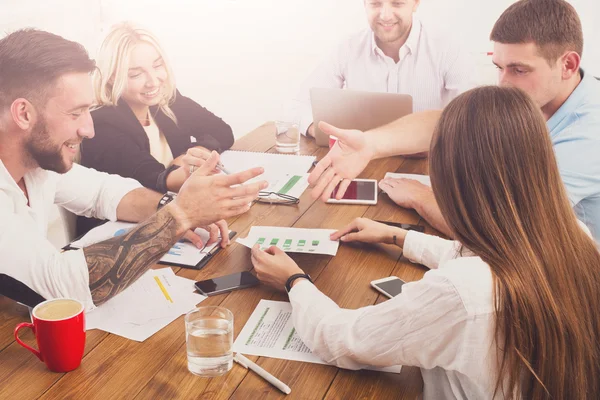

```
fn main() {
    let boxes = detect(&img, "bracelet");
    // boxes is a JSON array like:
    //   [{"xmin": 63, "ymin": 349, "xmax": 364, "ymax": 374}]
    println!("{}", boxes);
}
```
[
  {"xmin": 157, "ymin": 192, "xmax": 176, "ymax": 210},
  {"xmin": 285, "ymin": 273, "xmax": 313, "ymax": 293}
]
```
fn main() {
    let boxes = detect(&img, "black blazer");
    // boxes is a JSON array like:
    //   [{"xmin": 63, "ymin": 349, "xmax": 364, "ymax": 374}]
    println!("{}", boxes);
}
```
[
  {"xmin": 81, "ymin": 90, "xmax": 234, "ymax": 192},
  {"xmin": 77, "ymin": 90, "xmax": 234, "ymax": 235}
]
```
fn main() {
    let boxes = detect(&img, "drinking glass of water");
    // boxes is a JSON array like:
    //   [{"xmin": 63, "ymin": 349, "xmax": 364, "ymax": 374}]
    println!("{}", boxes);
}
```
[
  {"xmin": 275, "ymin": 121, "xmax": 300, "ymax": 153},
  {"xmin": 185, "ymin": 306, "xmax": 233, "ymax": 377}
]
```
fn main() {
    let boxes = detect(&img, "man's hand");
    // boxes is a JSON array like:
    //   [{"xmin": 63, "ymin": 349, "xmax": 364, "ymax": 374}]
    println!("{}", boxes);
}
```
[
  {"xmin": 170, "ymin": 151, "xmax": 267, "ymax": 231},
  {"xmin": 251, "ymin": 245, "xmax": 304, "ymax": 290},
  {"xmin": 378, "ymin": 178, "xmax": 432, "ymax": 210},
  {"xmin": 183, "ymin": 219, "xmax": 230, "ymax": 249},
  {"xmin": 308, "ymin": 121, "xmax": 375, "ymax": 202}
]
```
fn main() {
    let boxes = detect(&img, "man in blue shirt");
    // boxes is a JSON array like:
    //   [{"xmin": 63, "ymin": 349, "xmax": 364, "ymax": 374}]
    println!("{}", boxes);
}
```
[{"xmin": 308, "ymin": 0, "xmax": 600, "ymax": 241}]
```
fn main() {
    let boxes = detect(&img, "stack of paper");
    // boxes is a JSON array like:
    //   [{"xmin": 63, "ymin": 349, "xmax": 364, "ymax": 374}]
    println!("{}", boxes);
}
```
[
  {"xmin": 233, "ymin": 300, "xmax": 402, "ymax": 374},
  {"xmin": 86, "ymin": 268, "xmax": 205, "ymax": 342},
  {"xmin": 237, "ymin": 226, "xmax": 340, "ymax": 256}
]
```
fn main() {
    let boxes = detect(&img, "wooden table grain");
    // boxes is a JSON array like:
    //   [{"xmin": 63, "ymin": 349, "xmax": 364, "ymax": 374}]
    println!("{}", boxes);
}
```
[{"xmin": 0, "ymin": 123, "xmax": 434, "ymax": 400}]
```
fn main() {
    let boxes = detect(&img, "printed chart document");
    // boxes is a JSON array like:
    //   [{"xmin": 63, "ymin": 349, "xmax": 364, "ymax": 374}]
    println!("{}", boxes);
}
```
[
  {"xmin": 384, "ymin": 172, "xmax": 431, "ymax": 187},
  {"xmin": 258, "ymin": 173, "xmax": 310, "ymax": 201},
  {"xmin": 86, "ymin": 268, "xmax": 205, "ymax": 342},
  {"xmin": 219, "ymin": 150, "xmax": 315, "ymax": 197},
  {"xmin": 70, "ymin": 221, "xmax": 226, "ymax": 268},
  {"xmin": 237, "ymin": 226, "xmax": 339, "ymax": 256},
  {"xmin": 233, "ymin": 300, "xmax": 402, "ymax": 374}
]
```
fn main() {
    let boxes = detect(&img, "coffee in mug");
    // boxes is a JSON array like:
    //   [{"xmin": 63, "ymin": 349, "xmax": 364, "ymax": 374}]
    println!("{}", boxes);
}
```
[
  {"xmin": 35, "ymin": 299, "xmax": 83, "ymax": 320},
  {"xmin": 14, "ymin": 298, "xmax": 86, "ymax": 372}
]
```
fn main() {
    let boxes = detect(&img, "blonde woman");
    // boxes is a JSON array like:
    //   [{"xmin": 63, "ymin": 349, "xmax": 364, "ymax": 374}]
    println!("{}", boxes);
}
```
[
  {"xmin": 81, "ymin": 22, "xmax": 233, "ymax": 191},
  {"xmin": 79, "ymin": 23, "xmax": 233, "ymax": 234}
]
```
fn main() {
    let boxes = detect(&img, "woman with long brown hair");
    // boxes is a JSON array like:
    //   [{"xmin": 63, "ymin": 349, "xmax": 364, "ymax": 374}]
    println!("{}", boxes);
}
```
[{"xmin": 251, "ymin": 86, "xmax": 600, "ymax": 399}]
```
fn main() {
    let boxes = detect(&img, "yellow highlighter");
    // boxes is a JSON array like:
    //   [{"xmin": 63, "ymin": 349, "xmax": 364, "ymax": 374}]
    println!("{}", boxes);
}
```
[{"xmin": 154, "ymin": 276, "xmax": 173, "ymax": 303}]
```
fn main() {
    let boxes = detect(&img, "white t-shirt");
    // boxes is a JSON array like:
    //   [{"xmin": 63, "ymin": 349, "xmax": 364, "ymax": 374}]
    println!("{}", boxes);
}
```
[{"xmin": 0, "ymin": 161, "xmax": 141, "ymax": 310}]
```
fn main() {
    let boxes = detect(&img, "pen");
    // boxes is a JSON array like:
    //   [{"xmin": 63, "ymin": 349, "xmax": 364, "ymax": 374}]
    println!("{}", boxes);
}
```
[
  {"xmin": 233, "ymin": 353, "xmax": 291, "ymax": 395},
  {"xmin": 216, "ymin": 162, "xmax": 232, "ymax": 175}
]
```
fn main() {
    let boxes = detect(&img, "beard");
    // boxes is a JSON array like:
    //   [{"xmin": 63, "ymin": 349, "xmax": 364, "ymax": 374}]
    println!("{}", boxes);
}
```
[{"xmin": 24, "ymin": 117, "xmax": 72, "ymax": 174}]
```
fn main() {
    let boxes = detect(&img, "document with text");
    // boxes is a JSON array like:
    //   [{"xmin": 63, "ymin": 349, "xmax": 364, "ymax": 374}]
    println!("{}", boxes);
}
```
[{"xmin": 233, "ymin": 300, "xmax": 402, "ymax": 374}]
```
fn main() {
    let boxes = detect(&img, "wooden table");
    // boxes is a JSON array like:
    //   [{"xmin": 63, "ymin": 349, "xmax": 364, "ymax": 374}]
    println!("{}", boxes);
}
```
[{"xmin": 0, "ymin": 123, "xmax": 437, "ymax": 400}]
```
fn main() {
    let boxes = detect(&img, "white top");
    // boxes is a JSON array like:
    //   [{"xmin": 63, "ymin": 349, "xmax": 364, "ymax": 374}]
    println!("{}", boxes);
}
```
[
  {"xmin": 289, "ymin": 225, "xmax": 592, "ymax": 399},
  {"xmin": 289, "ymin": 230, "xmax": 499, "ymax": 399},
  {"xmin": 144, "ymin": 113, "xmax": 174, "ymax": 167},
  {"xmin": 290, "ymin": 18, "xmax": 477, "ymax": 134},
  {"xmin": 0, "ymin": 161, "xmax": 141, "ymax": 311}
]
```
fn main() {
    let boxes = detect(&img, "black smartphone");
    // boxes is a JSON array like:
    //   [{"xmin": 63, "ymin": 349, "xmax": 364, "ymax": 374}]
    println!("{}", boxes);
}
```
[
  {"xmin": 194, "ymin": 271, "xmax": 260, "ymax": 296},
  {"xmin": 374, "ymin": 220, "xmax": 425, "ymax": 233}
]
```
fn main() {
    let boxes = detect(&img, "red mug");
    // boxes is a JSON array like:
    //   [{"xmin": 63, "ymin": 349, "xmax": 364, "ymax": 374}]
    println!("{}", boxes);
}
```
[{"xmin": 14, "ymin": 298, "xmax": 86, "ymax": 372}]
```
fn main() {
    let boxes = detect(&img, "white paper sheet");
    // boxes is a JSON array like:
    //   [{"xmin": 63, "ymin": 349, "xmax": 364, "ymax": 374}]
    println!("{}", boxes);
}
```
[
  {"xmin": 237, "ymin": 226, "xmax": 339, "ymax": 256},
  {"xmin": 258, "ymin": 173, "xmax": 310, "ymax": 201},
  {"xmin": 70, "ymin": 222, "xmax": 223, "ymax": 267},
  {"xmin": 86, "ymin": 268, "xmax": 205, "ymax": 342},
  {"xmin": 219, "ymin": 151, "xmax": 315, "ymax": 194},
  {"xmin": 233, "ymin": 300, "xmax": 402, "ymax": 374},
  {"xmin": 383, "ymin": 173, "xmax": 431, "ymax": 187}
]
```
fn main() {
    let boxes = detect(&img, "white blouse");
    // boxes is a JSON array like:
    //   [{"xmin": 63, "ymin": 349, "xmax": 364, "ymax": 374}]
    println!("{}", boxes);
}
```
[{"xmin": 288, "ymin": 230, "xmax": 500, "ymax": 399}]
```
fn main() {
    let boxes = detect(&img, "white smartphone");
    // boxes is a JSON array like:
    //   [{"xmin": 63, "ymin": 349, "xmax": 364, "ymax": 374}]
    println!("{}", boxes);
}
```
[
  {"xmin": 370, "ymin": 276, "xmax": 406, "ymax": 298},
  {"xmin": 326, "ymin": 179, "xmax": 378, "ymax": 205}
]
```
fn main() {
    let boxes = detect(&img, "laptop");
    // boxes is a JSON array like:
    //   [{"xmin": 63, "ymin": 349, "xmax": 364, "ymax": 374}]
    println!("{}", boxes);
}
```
[{"xmin": 310, "ymin": 87, "xmax": 413, "ymax": 147}]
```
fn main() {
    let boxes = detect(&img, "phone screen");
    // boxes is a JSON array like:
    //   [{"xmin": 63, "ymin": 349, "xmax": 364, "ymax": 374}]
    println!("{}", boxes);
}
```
[
  {"xmin": 195, "ymin": 272, "xmax": 259, "ymax": 296},
  {"xmin": 331, "ymin": 180, "xmax": 376, "ymax": 200},
  {"xmin": 374, "ymin": 278, "xmax": 405, "ymax": 297}
]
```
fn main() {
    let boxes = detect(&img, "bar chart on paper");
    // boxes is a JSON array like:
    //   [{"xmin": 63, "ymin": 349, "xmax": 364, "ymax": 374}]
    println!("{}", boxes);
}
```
[{"xmin": 236, "ymin": 226, "xmax": 339, "ymax": 256}]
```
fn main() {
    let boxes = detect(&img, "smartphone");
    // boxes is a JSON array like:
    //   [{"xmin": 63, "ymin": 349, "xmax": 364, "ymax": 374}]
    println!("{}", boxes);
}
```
[
  {"xmin": 374, "ymin": 220, "xmax": 425, "ymax": 233},
  {"xmin": 194, "ymin": 271, "xmax": 260, "ymax": 296},
  {"xmin": 327, "ymin": 179, "xmax": 378, "ymax": 205},
  {"xmin": 370, "ymin": 276, "xmax": 406, "ymax": 298}
]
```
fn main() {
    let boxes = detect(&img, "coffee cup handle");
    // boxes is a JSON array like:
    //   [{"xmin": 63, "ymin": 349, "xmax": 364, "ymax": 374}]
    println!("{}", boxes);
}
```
[{"xmin": 14, "ymin": 323, "xmax": 43, "ymax": 361}]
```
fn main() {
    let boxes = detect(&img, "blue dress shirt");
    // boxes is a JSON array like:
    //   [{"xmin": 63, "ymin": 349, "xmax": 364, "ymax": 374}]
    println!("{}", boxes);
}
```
[{"xmin": 547, "ymin": 69, "xmax": 600, "ymax": 241}]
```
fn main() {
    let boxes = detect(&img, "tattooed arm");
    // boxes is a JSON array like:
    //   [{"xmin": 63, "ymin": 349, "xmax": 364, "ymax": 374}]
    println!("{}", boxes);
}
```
[
  {"xmin": 83, "ymin": 152, "xmax": 268, "ymax": 306},
  {"xmin": 85, "ymin": 206, "xmax": 184, "ymax": 305}
]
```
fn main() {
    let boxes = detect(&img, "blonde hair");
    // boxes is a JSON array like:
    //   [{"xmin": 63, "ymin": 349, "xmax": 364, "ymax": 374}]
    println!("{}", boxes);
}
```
[{"xmin": 94, "ymin": 22, "xmax": 177, "ymax": 123}]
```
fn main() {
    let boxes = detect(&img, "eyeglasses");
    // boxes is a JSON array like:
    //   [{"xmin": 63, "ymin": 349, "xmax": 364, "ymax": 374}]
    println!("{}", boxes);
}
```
[{"xmin": 255, "ymin": 191, "xmax": 300, "ymax": 205}]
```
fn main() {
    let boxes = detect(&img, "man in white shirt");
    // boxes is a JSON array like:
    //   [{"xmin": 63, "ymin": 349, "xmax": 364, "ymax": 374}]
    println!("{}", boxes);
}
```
[
  {"xmin": 0, "ymin": 29, "xmax": 266, "ymax": 310},
  {"xmin": 308, "ymin": 0, "xmax": 600, "ymax": 242},
  {"xmin": 291, "ymin": 0, "xmax": 475, "ymax": 137}
]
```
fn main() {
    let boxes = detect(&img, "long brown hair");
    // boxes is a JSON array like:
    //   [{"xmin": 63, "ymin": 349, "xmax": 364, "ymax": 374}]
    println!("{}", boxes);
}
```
[{"xmin": 429, "ymin": 86, "xmax": 600, "ymax": 399}]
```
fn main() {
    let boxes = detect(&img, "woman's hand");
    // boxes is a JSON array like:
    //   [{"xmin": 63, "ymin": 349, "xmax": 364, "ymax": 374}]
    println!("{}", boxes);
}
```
[
  {"xmin": 182, "ymin": 146, "xmax": 218, "ymax": 176},
  {"xmin": 330, "ymin": 217, "xmax": 407, "ymax": 246},
  {"xmin": 251, "ymin": 245, "xmax": 304, "ymax": 290}
]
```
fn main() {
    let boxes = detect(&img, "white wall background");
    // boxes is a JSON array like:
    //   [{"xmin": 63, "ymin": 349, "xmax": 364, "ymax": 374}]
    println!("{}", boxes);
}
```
[{"xmin": 1, "ymin": 0, "xmax": 599, "ymax": 138}]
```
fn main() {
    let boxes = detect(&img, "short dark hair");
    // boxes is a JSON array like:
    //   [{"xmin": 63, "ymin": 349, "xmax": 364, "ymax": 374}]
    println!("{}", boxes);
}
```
[
  {"xmin": 490, "ymin": 0, "xmax": 583, "ymax": 64},
  {"xmin": 0, "ymin": 29, "xmax": 96, "ymax": 111}
]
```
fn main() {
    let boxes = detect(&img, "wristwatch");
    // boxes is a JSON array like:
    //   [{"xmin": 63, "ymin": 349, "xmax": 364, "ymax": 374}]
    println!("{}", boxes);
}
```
[
  {"xmin": 157, "ymin": 192, "xmax": 176, "ymax": 210},
  {"xmin": 285, "ymin": 273, "xmax": 313, "ymax": 293}
]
